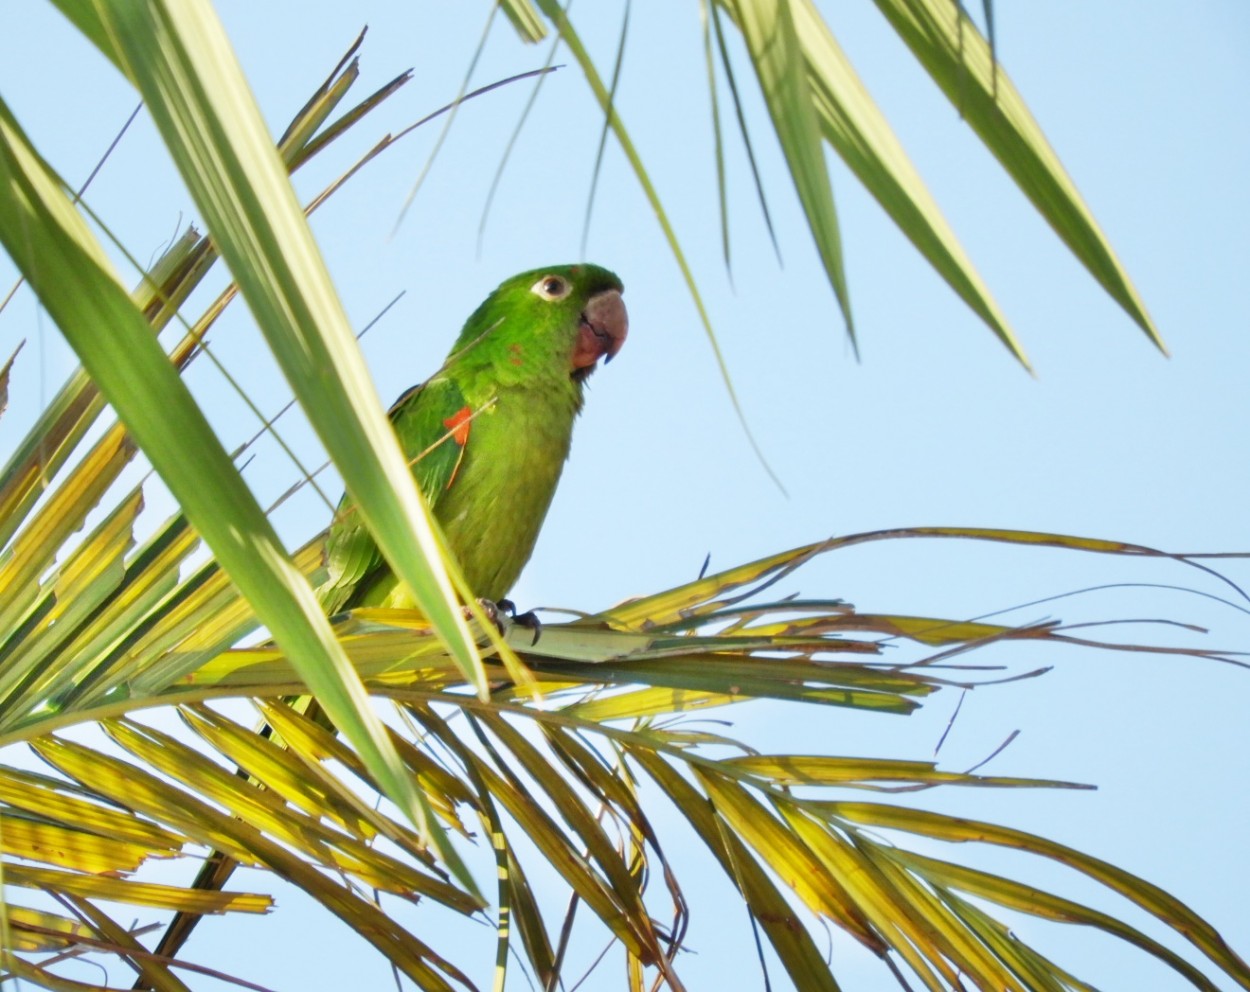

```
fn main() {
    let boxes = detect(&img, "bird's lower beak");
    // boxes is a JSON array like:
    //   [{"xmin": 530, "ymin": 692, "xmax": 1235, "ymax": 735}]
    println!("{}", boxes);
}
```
[{"xmin": 572, "ymin": 289, "xmax": 628, "ymax": 374}]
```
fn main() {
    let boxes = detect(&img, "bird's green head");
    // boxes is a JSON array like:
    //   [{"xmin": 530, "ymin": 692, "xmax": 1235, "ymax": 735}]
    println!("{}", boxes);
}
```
[{"xmin": 449, "ymin": 263, "xmax": 627, "ymax": 386}]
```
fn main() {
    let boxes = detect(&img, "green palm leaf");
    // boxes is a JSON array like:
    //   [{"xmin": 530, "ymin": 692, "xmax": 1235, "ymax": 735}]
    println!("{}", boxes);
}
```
[
  {"xmin": 505, "ymin": 0, "xmax": 1159, "ymax": 365},
  {"xmin": 0, "ymin": 13, "xmax": 1242, "ymax": 992}
]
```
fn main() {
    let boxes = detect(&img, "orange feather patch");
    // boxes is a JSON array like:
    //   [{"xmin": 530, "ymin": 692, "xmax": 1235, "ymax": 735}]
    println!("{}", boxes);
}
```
[
  {"xmin": 441, "ymin": 405, "xmax": 473, "ymax": 489},
  {"xmin": 442, "ymin": 406, "xmax": 473, "ymax": 446}
]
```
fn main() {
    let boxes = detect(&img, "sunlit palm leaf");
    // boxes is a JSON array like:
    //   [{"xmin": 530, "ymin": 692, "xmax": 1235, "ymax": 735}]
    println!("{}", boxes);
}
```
[
  {"xmin": 505, "ymin": 0, "xmax": 1159, "ymax": 364},
  {"xmin": 871, "ymin": 0, "xmax": 1161, "ymax": 349},
  {"xmin": 3, "ymin": 905, "xmax": 107, "ymax": 954},
  {"xmin": 4, "ymin": 524, "xmax": 1248, "ymax": 988},
  {"xmin": 789, "ymin": 0, "xmax": 1023, "ymax": 360},
  {"xmin": 728, "ymin": 0, "xmax": 856, "ymax": 345},
  {"xmin": 0, "ymin": 20, "xmax": 424, "ymax": 869}
]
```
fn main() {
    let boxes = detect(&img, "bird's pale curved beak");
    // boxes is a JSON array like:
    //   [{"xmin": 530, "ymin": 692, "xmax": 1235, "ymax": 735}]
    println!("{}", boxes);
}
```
[{"xmin": 572, "ymin": 289, "xmax": 628, "ymax": 375}]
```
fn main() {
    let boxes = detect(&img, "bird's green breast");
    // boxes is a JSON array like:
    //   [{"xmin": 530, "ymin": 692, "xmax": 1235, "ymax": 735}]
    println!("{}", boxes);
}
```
[{"xmin": 433, "ymin": 382, "xmax": 580, "ymax": 602}]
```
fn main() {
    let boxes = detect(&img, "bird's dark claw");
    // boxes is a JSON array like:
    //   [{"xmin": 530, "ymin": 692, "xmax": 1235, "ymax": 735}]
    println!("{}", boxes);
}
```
[{"xmin": 497, "ymin": 598, "xmax": 542, "ymax": 646}]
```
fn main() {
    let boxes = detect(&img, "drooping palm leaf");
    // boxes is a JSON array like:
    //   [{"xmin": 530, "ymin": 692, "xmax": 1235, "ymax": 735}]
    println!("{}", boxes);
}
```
[
  {"xmin": 501, "ymin": 0, "xmax": 1161, "ymax": 365},
  {"xmin": 10, "ymin": 1, "xmax": 472, "ymax": 865}
]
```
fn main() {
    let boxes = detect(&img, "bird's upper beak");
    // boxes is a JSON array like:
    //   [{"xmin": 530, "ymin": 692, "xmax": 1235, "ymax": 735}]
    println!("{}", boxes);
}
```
[{"xmin": 571, "ymin": 288, "xmax": 628, "ymax": 375}]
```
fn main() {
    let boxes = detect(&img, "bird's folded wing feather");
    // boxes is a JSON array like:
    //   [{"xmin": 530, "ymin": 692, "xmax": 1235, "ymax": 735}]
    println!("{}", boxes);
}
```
[{"xmin": 317, "ymin": 375, "xmax": 472, "ymax": 614}]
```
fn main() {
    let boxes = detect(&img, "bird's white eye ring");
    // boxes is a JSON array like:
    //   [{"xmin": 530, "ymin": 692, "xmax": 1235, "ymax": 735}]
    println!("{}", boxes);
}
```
[{"xmin": 531, "ymin": 275, "xmax": 572, "ymax": 301}]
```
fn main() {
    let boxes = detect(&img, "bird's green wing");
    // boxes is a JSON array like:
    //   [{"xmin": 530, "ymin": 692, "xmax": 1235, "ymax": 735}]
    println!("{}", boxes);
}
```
[{"xmin": 317, "ymin": 375, "xmax": 473, "ymax": 614}]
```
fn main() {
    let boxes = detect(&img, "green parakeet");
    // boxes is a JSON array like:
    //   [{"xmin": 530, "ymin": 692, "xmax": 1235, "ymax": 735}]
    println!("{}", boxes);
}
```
[{"xmin": 318, "ymin": 263, "xmax": 627, "ymax": 613}]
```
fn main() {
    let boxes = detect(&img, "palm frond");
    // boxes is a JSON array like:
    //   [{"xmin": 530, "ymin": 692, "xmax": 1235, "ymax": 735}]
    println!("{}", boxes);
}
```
[
  {"xmin": 0, "ymin": 17, "xmax": 1243, "ymax": 992},
  {"xmin": 6, "ymin": 510, "xmax": 1247, "ymax": 989},
  {"xmin": 506, "ymin": 0, "xmax": 1161, "ymax": 366}
]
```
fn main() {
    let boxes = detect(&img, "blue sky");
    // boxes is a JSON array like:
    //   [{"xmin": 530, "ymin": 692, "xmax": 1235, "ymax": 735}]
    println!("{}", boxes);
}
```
[{"xmin": 1, "ymin": 3, "xmax": 1248, "ymax": 990}]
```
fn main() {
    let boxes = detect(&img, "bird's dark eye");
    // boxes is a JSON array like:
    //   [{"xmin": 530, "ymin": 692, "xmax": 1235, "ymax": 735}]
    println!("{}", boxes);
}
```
[{"xmin": 531, "ymin": 275, "xmax": 572, "ymax": 301}]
